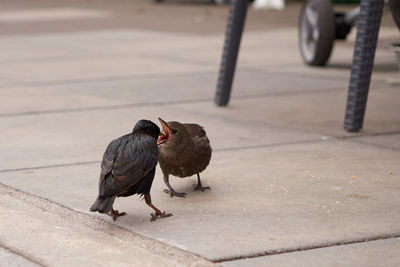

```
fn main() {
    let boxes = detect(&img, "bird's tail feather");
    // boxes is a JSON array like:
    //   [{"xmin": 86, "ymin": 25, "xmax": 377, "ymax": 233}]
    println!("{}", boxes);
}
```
[{"xmin": 90, "ymin": 195, "xmax": 116, "ymax": 213}]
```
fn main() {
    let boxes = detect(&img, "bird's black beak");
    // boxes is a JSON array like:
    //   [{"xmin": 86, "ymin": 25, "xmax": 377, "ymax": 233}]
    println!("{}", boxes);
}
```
[
  {"xmin": 158, "ymin": 118, "xmax": 168, "ymax": 128},
  {"xmin": 157, "ymin": 118, "xmax": 169, "ymax": 145}
]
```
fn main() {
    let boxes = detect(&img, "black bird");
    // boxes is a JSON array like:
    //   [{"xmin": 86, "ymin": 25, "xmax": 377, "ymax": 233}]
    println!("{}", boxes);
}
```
[
  {"xmin": 90, "ymin": 120, "xmax": 172, "ymax": 221},
  {"xmin": 157, "ymin": 118, "xmax": 212, "ymax": 198}
]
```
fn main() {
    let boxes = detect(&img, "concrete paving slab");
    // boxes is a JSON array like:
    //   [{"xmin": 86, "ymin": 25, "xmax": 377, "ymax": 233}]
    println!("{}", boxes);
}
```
[
  {"xmin": 0, "ymin": 25, "xmax": 395, "ymax": 113},
  {"xmin": 222, "ymin": 238, "xmax": 400, "ymax": 267},
  {"xmin": 0, "ymin": 29, "xmax": 222, "ymax": 84},
  {"xmin": 0, "ymin": 184, "xmax": 214, "ymax": 267},
  {"xmin": 265, "ymin": 60, "xmax": 399, "ymax": 86},
  {"xmin": 354, "ymin": 133, "xmax": 400, "ymax": 151},
  {"xmin": 6, "ymin": 26, "xmax": 394, "ymax": 88},
  {"xmin": 1, "ymin": 139, "xmax": 399, "ymax": 261},
  {"xmin": 0, "ymin": 54, "xmax": 214, "ymax": 83},
  {"xmin": 243, "ymin": 27, "xmax": 399, "ymax": 82},
  {"xmin": 0, "ymin": 0, "xmax": 305, "ymax": 36},
  {"xmin": 0, "ymin": 30, "xmax": 220, "ymax": 65},
  {"xmin": 1, "ymin": 80, "xmax": 398, "ymax": 172},
  {"xmin": 0, "ymin": 68, "xmax": 350, "ymax": 116},
  {"xmin": 172, "ymin": 86, "xmax": 400, "ymax": 137},
  {"xmin": 0, "ymin": 8, "xmax": 113, "ymax": 23},
  {"xmin": 238, "ymin": 29, "xmax": 303, "ymax": 69},
  {"xmin": 0, "ymin": 104, "xmax": 320, "ymax": 170},
  {"xmin": 0, "ymin": 247, "xmax": 40, "ymax": 267},
  {"xmin": 0, "ymin": 26, "xmax": 335, "ymax": 90},
  {"xmin": 0, "ymin": 85, "xmax": 123, "ymax": 115}
]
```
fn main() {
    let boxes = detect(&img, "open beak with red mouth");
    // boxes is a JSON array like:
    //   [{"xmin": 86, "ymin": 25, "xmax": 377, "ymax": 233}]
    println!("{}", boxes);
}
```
[{"xmin": 157, "ymin": 118, "xmax": 170, "ymax": 145}]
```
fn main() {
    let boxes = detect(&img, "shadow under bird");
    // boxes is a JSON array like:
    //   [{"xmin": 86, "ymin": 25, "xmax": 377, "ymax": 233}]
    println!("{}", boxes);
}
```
[
  {"xmin": 157, "ymin": 118, "xmax": 212, "ymax": 197},
  {"xmin": 90, "ymin": 120, "xmax": 172, "ymax": 221}
]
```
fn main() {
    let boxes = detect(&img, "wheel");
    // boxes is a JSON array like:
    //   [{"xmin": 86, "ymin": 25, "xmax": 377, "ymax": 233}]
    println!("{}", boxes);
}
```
[
  {"xmin": 298, "ymin": 0, "xmax": 335, "ymax": 66},
  {"xmin": 390, "ymin": 0, "xmax": 400, "ymax": 31},
  {"xmin": 214, "ymin": 0, "xmax": 228, "ymax": 5}
]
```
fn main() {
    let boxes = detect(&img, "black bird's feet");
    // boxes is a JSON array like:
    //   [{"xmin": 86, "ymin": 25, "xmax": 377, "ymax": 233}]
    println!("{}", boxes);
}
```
[
  {"xmin": 150, "ymin": 211, "xmax": 173, "ymax": 222},
  {"xmin": 193, "ymin": 183, "xmax": 211, "ymax": 192},
  {"xmin": 109, "ymin": 209, "xmax": 127, "ymax": 221},
  {"xmin": 163, "ymin": 189, "xmax": 187, "ymax": 198}
]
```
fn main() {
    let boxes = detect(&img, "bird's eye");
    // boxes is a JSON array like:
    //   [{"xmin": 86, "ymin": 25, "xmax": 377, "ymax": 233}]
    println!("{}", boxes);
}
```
[{"xmin": 172, "ymin": 129, "xmax": 178, "ymax": 134}]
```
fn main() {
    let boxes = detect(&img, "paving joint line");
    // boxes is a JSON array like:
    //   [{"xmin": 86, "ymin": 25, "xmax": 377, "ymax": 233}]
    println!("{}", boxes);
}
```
[
  {"xmin": 340, "ymin": 130, "xmax": 400, "ymax": 139},
  {"xmin": 213, "ymin": 234, "xmax": 400, "ymax": 263},
  {"xmin": 0, "ymin": 242, "xmax": 45, "ymax": 267},
  {"xmin": 0, "ymin": 160, "xmax": 100, "ymax": 173},
  {"xmin": 0, "ymin": 70, "xmax": 218, "ymax": 88},
  {"xmin": 305, "ymin": 130, "xmax": 400, "ymax": 153},
  {"xmin": 0, "ymin": 86, "xmax": 362, "ymax": 118},
  {"xmin": 0, "ymin": 139, "xmax": 326, "ymax": 173},
  {"xmin": 0, "ymin": 98, "xmax": 213, "ymax": 118},
  {"xmin": 0, "ymin": 78, "xmax": 396, "ymax": 118},
  {"xmin": 335, "ymin": 130, "xmax": 400, "ymax": 152},
  {"xmin": 242, "ymin": 66, "xmax": 394, "ymax": 85},
  {"xmin": 347, "ymin": 138, "xmax": 400, "ymax": 152},
  {"xmin": 214, "ymin": 138, "xmax": 324, "ymax": 152},
  {"xmin": 0, "ymin": 183, "xmax": 212, "ymax": 265},
  {"xmin": 1, "ymin": 131, "xmax": 400, "ymax": 174}
]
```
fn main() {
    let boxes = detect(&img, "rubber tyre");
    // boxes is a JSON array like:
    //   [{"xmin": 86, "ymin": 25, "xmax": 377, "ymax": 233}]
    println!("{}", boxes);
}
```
[
  {"xmin": 298, "ymin": 0, "xmax": 335, "ymax": 66},
  {"xmin": 214, "ymin": 0, "xmax": 228, "ymax": 5},
  {"xmin": 390, "ymin": 0, "xmax": 400, "ymax": 31}
]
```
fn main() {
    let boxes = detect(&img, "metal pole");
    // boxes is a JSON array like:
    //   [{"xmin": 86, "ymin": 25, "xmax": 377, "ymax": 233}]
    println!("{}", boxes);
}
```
[
  {"xmin": 215, "ymin": 0, "xmax": 248, "ymax": 106},
  {"xmin": 344, "ymin": 0, "xmax": 384, "ymax": 132}
]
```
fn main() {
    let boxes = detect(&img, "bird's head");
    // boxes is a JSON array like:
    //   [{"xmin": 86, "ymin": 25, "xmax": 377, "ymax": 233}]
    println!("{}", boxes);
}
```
[
  {"xmin": 157, "ymin": 118, "xmax": 184, "ymax": 146},
  {"xmin": 132, "ymin": 120, "xmax": 160, "ymax": 139}
]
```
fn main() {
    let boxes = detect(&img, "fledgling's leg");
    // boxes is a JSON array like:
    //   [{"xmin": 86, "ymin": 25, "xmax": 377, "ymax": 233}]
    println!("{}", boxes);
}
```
[
  {"xmin": 108, "ymin": 209, "xmax": 127, "ymax": 221},
  {"xmin": 193, "ymin": 173, "xmax": 211, "ymax": 192},
  {"xmin": 144, "ymin": 194, "xmax": 173, "ymax": 222},
  {"xmin": 163, "ymin": 174, "xmax": 187, "ymax": 198}
]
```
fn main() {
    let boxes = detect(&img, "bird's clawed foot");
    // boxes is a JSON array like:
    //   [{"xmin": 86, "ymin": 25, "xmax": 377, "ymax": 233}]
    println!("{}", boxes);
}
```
[
  {"xmin": 163, "ymin": 189, "xmax": 187, "ymax": 198},
  {"xmin": 150, "ymin": 211, "xmax": 173, "ymax": 222},
  {"xmin": 109, "ymin": 209, "xmax": 127, "ymax": 221},
  {"xmin": 192, "ymin": 183, "xmax": 211, "ymax": 192}
]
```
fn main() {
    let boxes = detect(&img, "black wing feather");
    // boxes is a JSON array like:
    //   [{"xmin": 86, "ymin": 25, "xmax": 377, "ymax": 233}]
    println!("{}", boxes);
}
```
[{"xmin": 98, "ymin": 134, "xmax": 158, "ymax": 198}]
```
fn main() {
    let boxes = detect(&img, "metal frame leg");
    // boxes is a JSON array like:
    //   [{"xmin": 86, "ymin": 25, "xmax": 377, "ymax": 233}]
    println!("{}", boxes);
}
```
[
  {"xmin": 344, "ymin": 0, "xmax": 384, "ymax": 132},
  {"xmin": 215, "ymin": 0, "xmax": 249, "ymax": 106}
]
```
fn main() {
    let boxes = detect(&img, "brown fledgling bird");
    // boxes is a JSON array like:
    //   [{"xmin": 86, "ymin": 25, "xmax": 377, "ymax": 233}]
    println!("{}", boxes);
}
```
[
  {"xmin": 157, "ymin": 118, "xmax": 212, "ymax": 197},
  {"xmin": 90, "ymin": 120, "xmax": 172, "ymax": 221}
]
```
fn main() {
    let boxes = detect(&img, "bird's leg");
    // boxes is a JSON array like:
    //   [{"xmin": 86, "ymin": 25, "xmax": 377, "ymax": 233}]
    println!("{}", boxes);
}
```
[
  {"xmin": 163, "ymin": 174, "xmax": 187, "ymax": 198},
  {"xmin": 193, "ymin": 173, "xmax": 211, "ymax": 192},
  {"xmin": 144, "ymin": 194, "xmax": 173, "ymax": 222},
  {"xmin": 108, "ymin": 209, "xmax": 127, "ymax": 221}
]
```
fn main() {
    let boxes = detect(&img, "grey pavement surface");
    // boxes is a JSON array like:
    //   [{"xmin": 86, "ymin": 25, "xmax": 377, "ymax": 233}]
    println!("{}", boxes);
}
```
[
  {"xmin": 1, "ymin": 0, "xmax": 400, "ymax": 266},
  {"xmin": 1, "ymin": 184, "xmax": 213, "ymax": 267},
  {"xmin": 0, "ymin": 247, "xmax": 40, "ymax": 267},
  {"xmin": 222, "ymin": 238, "xmax": 400, "ymax": 267}
]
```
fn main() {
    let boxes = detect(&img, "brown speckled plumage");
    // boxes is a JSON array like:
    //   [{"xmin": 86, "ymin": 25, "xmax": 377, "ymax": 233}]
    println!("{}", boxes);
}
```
[{"xmin": 157, "ymin": 119, "xmax": 212, "ymax": 197}]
